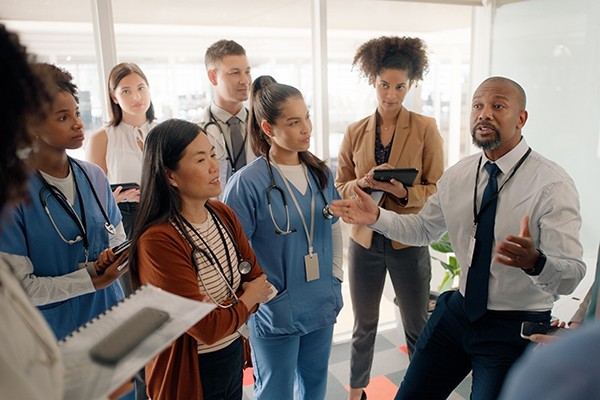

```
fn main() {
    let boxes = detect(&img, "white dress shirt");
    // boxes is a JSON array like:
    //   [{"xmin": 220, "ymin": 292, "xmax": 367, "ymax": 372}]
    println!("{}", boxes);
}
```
[{"xmin": 370, "ymin": 138, "xmax": 586, "ymax": 312}]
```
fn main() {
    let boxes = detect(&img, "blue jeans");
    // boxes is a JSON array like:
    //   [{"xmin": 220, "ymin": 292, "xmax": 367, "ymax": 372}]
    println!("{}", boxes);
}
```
[
  {"xmin": 250, "ymin": 325, "xmax": 334, "ymax": 400},
  {"xmin": 395, "ymin": 290, "xmax": 550, "ymax": 400}
]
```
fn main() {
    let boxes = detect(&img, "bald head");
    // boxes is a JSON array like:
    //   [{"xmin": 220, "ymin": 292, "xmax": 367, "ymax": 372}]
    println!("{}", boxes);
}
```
[{"xmin": 478, "ymin": 76, "xmax": 526, "ymax": 111}]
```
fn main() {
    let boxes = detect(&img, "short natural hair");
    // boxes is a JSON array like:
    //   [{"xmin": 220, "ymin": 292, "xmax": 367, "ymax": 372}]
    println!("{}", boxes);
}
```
[
  {"xmin": 107, "ymin": 62, "xmax": 155, "ymax": 126},
  {"xmin": 353, "ymin": 36, "xmax": 429, "ymax": 83},
  {"xmin": 205, "ymin": 39, "xmax": 246, "ymax": 69},
  {"xmin": 31, "ymin": 63, "xmax": 79, "ymax": 104},
  {"xmin": 479, "ymin": 76, "xmax": 527, "ymax": 111}
]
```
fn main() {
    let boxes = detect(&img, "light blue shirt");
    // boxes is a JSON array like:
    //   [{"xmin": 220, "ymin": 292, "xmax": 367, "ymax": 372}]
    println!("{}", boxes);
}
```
[
  {"xmin": 223, "ymin": 157, "xmax": 342, "ymax": 337},
  {"xmin": 370, "ymin": 138, "xmax": 586, "ymax": 312},
  {"xmin": 0, "ymin": 159, "xmax": 124, "ymax": 340}
]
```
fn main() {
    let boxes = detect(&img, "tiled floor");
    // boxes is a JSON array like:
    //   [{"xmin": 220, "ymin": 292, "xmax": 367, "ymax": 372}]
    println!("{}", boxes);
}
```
[{"xmin": 241, "ymin": 326, "xmax": 472, "ymax": 400}]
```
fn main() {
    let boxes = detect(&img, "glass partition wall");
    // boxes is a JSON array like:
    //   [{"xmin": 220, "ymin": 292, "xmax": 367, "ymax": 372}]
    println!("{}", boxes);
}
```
[
  {"xmin": 490, "ymin": 0, "xmax": 600, "ymax": 319},
  {"xmin": 1, "ymin": 0, "xmax": 473, "ymax": 339}
]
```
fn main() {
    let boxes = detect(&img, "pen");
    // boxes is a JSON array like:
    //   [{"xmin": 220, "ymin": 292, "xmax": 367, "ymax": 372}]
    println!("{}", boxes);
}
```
[{"xmin": 117, "ymin": 260, "xmax": 129, "ymax": 271}]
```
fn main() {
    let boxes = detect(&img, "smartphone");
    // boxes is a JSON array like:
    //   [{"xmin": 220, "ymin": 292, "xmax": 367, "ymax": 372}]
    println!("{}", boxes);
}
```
[
  {"xmin": 89, "ymin": 307, "xmax": 170, "ymax": 365},
  {"xmin": 110, "ymin": 182, "xmax": 140, "ymax": 192},
  {"xmin": 112, "ymin": 240, "xmax": 131, "ymax": 258},
  {"xmin": 520, "ymin": 321, "xmax": 569, "ymax": 339}
]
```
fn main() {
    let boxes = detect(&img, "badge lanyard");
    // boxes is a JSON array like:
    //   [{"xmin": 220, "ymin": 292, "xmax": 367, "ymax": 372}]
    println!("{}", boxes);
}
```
[
  {"xmin": 467, "ymin": 147, "xmax": 532, "ymax": 265},
  {"xmin": 270, "ymin": 159, "xmax": 320, "ymax": 281}
]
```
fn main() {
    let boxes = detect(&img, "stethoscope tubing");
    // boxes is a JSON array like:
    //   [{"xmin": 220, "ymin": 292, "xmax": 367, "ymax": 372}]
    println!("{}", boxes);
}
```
[
  {"xmin": 38, "ymin": 157, "xmax": 116, "ymax": 249},
  {"xmin": 202, "ymin": 107, "xmax": 249, "ymax": 174},
  {"xmin": 178, "ymin": 204, "xmax": 253, "ymax": 308},
  {"xmin": 265, "ymin": 152, "xmax": 333, "ymax": 235}
]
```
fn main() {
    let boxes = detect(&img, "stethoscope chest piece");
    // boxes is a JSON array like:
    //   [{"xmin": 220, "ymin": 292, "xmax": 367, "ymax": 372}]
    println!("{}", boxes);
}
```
[
  {"xmin": 238, "ymin": 260, "xmax": 252, "ymax": 275},
  {"xmin": 322, "ymin": 204, "xmax": 334, "ymax": 220},
  {"xmin": 105, "ymin": 222, "xmax": 116, "ymax": 235}
]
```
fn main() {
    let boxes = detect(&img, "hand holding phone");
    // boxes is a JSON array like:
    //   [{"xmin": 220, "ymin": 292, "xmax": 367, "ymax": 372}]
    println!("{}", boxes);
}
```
[
  {"xmin": 112, "ymin": 240, "xmax": 131, "ymax": 258},
  {"xmin": 520, "ymin": 321, "xmax": 570, "ymax": 340}
]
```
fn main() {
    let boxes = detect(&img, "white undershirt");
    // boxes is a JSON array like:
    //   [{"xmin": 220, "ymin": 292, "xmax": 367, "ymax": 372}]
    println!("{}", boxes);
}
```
[
  {"xmin": 277, "ymin": 163, "xmax": 307, "ymax": 194},
  {"xmin": 40, "ymin": 169, "xmax": 75, "ymax": 205}
]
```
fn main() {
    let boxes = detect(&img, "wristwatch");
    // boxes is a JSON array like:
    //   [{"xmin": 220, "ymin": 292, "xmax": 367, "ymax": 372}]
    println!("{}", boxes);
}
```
[{"xmin": 523, "ymin": 249, "xmax": 546, "ymax": 276}]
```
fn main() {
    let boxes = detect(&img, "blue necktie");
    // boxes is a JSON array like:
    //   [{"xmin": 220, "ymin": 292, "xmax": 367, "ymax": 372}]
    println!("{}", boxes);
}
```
[{"xmin": 464, "ymin": 162, "xmax": 500, "ymax": 322}]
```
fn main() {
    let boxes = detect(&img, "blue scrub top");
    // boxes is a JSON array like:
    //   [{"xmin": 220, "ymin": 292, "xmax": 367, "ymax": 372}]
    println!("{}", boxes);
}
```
[
  {"xmin": 0, "ymin": 159, "xmax": 124, "ymax": 340},
  {"xmin": 223, "ymin": 157, "xmax": 342, "ymax": 338}
]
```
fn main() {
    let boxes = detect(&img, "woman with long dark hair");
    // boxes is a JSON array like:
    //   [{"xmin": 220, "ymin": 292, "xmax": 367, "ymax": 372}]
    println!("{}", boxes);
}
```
[
  {"xmin": 129, "ymin": 119, "xmax": 271, "ymax": 400},
  {"xmin": 87, "ymin": 62, "xmax": 157, "ymax": 240},
  {"xmin": 223, "ymin": 76, "xmax": 343, "ymax": 400},
  {"xmin": 335, "ymin": 36, "xmax": 444, "ymax": 400}
]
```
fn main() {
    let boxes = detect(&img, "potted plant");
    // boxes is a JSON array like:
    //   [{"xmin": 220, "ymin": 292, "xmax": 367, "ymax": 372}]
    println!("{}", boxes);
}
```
[{"xmin": 428, "ymin": 233, "xmax": 460, "ymax": 313}]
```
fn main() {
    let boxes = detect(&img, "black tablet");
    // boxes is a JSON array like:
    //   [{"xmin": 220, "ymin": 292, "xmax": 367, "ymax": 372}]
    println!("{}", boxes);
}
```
[
  {"xmin": 372, "ymin": 168, "xmax": 419, "ymax": 187},
  {"xmin": 110, "ymin": 182, "xmax": 140, "ymax": 192}
]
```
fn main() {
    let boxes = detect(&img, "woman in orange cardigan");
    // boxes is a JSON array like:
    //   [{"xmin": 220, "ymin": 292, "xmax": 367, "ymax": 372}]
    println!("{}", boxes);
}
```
[
  {"xmin": 335, "ymin": 36, "xmax": 444, "ymax": 400},
  {"xmin": 129, "ymin": 119, "xmax": 272, "ymax": 400}
]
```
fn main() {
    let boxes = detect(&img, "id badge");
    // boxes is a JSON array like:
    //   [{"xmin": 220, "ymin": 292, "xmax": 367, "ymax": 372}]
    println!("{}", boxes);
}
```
[{"xmin": 304, "ymin": 253, "xmax": 320, "ymax": 282}]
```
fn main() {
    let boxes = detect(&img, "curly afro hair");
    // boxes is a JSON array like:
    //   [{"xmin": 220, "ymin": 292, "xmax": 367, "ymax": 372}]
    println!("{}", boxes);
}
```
[{"xmin": 353, "ymin": 36, "xmax": 429, "ymax": 84}]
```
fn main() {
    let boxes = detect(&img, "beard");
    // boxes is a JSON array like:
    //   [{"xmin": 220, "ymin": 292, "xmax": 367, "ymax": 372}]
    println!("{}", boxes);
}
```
[{"xmin": 471, "ymin": 122, "xmax": 501, "ymax": 151}]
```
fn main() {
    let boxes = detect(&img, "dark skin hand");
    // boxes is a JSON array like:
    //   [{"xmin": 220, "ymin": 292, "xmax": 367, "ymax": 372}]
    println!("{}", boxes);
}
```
[
  {"xmin": 493, "ymin": 215, "xmax": 541, "ymax": 271},
  {"xmin": 359, "ymin": 163, "xmax": 408, "ymax": 199},
  {"xmin": 91, "ymin": 248, "xmax": 129, "ymax": 290}
]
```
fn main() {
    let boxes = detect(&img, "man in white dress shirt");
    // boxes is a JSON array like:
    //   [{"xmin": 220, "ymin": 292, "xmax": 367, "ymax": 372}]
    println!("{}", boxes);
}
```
[
  {"xmin": 330, "ymin": 76, "xmax": 586, "ymax": 400},
  {"xmin": 194, "ymin": 40, "xmax": 256, "ymax": 198}
]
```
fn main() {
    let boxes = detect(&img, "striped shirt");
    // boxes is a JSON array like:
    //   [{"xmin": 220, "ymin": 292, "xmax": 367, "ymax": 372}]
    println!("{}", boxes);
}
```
[{"xmin": 172, "ymin": 213, "xmax": 241, "ymax": 354}]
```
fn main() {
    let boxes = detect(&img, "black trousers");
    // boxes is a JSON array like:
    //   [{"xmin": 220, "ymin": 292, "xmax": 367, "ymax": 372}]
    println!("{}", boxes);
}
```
[
  {"xmin": 198, "ymin": 337, "xmax": 244, "ymax": 400},
  {"xmin": 395, "ymin": 290, "xmax": 550, "ymax": 400}
]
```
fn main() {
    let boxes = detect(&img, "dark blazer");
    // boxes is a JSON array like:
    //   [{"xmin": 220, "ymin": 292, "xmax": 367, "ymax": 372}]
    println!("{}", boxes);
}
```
[{"xmin": 335, "ymin": 106, "xmax": 444, "ymax": 249}]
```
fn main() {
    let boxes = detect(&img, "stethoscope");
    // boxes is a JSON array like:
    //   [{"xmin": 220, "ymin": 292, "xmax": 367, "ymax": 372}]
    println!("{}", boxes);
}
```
[
  {"xmin": 202, "ymin": 106, "xmax": 249, "ymax": 174},
  {"xmin": 177, "ymin": 204, "xmax": 253, "ymax": 308},
  {"xmin": 38, "ymin": 157, "xmax": 116, "ymax": 264},
  {"xmin": 265, "ymin": 149, "xmax": 333, "ymax": 236}
]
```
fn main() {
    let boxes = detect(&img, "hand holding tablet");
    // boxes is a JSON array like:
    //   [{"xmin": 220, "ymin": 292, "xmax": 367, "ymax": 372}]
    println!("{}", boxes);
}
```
[{"xmin": 372, "ymin": 168, "xmax": 419, "ymax": 187}]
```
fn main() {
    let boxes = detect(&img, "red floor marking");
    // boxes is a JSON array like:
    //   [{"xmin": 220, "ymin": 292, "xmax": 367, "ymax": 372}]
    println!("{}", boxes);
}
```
[
  {"xmin": 398, "ymin": 345, "xmax": 408, "ymax": 355},
  {"xmin": 345, "ymin": 375, "xmax": 399, "ymax": 400},
  {"xmin": 243, "ymin": 367, "xmax": 254, "ymax": 387}
]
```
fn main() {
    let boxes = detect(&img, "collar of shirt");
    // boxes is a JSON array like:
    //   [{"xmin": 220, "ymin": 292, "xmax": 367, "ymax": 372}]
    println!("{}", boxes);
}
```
[
  {"xmin": 211, "ymin": 102, "xmax": 247, "ymax": 126},
  {"xmin": 481, "ymin": 136, "xmax": 530, "ymax": 181}
]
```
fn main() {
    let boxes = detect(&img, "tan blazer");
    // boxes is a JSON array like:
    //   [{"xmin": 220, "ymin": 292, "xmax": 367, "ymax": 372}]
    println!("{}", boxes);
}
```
[{"xmin": 335, "ymin": 106, "xmax": 444, "ymax": 249}]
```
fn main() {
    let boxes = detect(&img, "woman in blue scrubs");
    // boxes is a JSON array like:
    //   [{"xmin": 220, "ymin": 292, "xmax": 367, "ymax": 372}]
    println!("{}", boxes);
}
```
[
  {"xmin": 0, "ymin": 64, "xmax": 129, "ymax": 343},
  {"xmin": 223, "ymin": 75, "xmax": 343, "ymax": 400}
]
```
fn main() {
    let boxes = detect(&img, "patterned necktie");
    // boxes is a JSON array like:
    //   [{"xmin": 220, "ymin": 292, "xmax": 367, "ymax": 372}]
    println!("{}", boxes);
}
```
[
  {"xmin": 226, "ymin": 116, "xmax": 246, "ymax": 173},
  {"xmin": 464, "ymin": 162, "xmax": 501, "ymax": 322}
]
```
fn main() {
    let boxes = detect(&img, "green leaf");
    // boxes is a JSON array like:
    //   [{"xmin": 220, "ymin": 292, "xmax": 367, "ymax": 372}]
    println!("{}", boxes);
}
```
[
  {"xmin": 429, "ymin": 232, "xmax": 453, "ymax": 253},
  {"xmin": 439, "ymin": 272, "xmax": 454, "ymax": 292},
  {"xmin": 448, "ymin": 256, "xmax": 461, "ymax": 275}
]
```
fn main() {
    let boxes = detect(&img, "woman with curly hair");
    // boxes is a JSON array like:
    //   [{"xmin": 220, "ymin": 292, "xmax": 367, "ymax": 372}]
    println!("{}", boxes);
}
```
[{"xmin": 335, "ymin": 36, "xmax": 444, "ymax": 400}]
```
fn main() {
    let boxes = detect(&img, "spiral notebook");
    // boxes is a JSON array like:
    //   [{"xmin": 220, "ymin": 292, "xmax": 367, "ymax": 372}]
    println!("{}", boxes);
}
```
[{"xmin": 58, "ymin": 284, "xmax": 215, "ymax": 400}]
